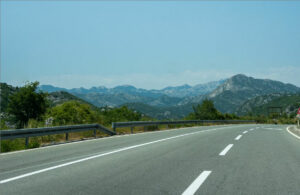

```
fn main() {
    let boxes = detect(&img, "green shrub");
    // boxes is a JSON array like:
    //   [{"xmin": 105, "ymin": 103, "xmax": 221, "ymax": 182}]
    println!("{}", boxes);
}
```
[
  {"xmin": 47, "ymin": 101, "xmax": 98, "ymax": 125},
  {"xmin": 1, "ymin": 139, "xmax": 25, "ymax": 152}
]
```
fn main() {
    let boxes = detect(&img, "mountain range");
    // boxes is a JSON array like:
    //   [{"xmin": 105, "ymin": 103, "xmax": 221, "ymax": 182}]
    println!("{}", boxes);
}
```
[
  {"xmin": 40, "ymin": 79, "xmax": 225, "ymax": 98},
  {"xmin": 37, "ymin": 74, "xmax": 300, "ymax": 119},
  {"xmin": 2, "ymin": 74, "xmax": 300, "ymax": 119},
  {"xmin": 39, "ymin": 80, "xmax": 225, "ymax": 108}
]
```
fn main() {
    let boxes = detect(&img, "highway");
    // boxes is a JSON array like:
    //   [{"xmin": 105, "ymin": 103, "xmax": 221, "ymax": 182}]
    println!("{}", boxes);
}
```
[{"xmin": 0, "ymin": 124, "xmax": 299, "ymax": 194}]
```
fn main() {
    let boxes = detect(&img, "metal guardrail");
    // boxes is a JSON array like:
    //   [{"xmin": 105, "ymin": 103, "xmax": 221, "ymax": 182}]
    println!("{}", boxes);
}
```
[
  {"xmin": 0, "ymin": 120, "xmax": 254, "ymax": 148},
  {"xmin": 112, "ymin": 120, "xmax": 255, "ymax": 132},
  {"xmin": 1, "ymin": 124, "xmax": 116, "ymax": 147}
]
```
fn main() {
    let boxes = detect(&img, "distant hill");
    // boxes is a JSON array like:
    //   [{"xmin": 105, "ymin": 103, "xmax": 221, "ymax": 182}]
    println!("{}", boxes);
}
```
[
  {"xmin": 40, "ymin": 80, "xmax": 224, "ymax": 97},
  {"xmin": 0, "ymin": 83, "xmax": 97, "ymax": 112},
  {"xmin": 48, "ymin": 91, "xmax": 98, "ymax": 109},
  {"xmin": 73, "ymin": 92, "xmax": 183, "ymax": 108},
  {"xmin": 235, "ymin": 93, "xmax": 300, "ymax": 116},
  {"xmin": 202, "ymin": 74, "xmax": 300, "ymax": 113},
  {"xmin": 158, "ymin": 80, "xmax": 226, "ymax": 98},
  {"xmin": 123, "ymin": 102, "xmax": 195, "ymax": 120},
  {"xmin": 39, "ymin": 80, "xmax": 224, "ymax": 108}
]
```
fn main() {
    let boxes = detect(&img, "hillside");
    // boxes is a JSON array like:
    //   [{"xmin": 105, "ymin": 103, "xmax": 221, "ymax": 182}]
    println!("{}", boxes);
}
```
[
  {"xmin": 235, "ymin": 93, "xmax": 300, "ymax": 116},
  {"xmin": 203, "ymin": 74, "xmax": 300, "ymax": 113},
  {"xmin": 0, "ymin": 83, "xmax": 97, "ymax": 112},
  {"xmin": 73, "ymin": 92, "xmax": 183, "ymax": 108},
  {"xmin": 123, "ymin": 102, "xmax": 195, "ymax": 120},
  {"xmin": 158, "ymin": 80, "xmax": 225, "ymax": 98},
  {"xmin": 48, "ymin": 91, "xmax": 98, "ymax": 109}
]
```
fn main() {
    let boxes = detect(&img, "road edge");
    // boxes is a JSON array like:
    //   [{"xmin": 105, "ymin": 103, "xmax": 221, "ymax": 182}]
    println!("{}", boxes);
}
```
[
  {"xmin": 286, "ymin": 126, "xmax": 300, "ymax": 140},
  {"xmin": 0, "ymin": 124, "xmax": 245, "ymax": 156}
]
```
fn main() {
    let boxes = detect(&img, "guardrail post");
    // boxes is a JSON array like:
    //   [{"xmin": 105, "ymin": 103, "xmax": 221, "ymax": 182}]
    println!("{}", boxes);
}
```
[
  {"xmin": 25, "ymin": 137, "xmax": 29, "ymax": 148},
  {"xmin": 94, "ymin": 129, "xmax": 97, "ymax": 138},
  {"xmin": 131, "ymin": 127, "xmax": 134, "ymax": 134},
  {"xmin": 66, "ymin": 133, "xmax": 69, "ymax": 141},
  {"xmin": 112, "ymin": 123, "xmax": 116, "ymax": 133}
]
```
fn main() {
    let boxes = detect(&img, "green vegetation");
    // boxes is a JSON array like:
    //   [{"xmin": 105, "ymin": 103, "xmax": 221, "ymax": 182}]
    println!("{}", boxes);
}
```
[
  {"xmin": 7, "ymin": 82, "xmax": 49, "ymax": 128},
  {"xmin": 123, "ymin": 102, "xmax": 192, "ymax": 120},
  {"xmin": 0, "ymin": 83, "xmax": 17, "ymax": 112},
  {"xmin": 185, "ymin": 99, "xmax": 297, "ymax": 124},
  {"xmin": 258, "ymin": 95, "xmax": 300, "ymax": 118},
  {"xmin": 48, "ymin": 91, "xmax": 95, "ymax": 107},
  {"xmin": 236, "ymin": 93, "xmax": 300, "ymax": 117},
  {"xmin": 186, "ymin": 99, "xmax": 239, "ymax": 120},
  {"xmin": 234, "ymin": 93, "xmax": 300, "ymax": 124},
  {"xmin": 192, "ymin": 99, "xmax": 223, "ymax": 120},
  {"xmin": 101, "ymin": 106, "xmax": 143, "ymax": 124},
  {"xmin": 48, "ymin": 101, "xmax": 99, "ymax": 125}
]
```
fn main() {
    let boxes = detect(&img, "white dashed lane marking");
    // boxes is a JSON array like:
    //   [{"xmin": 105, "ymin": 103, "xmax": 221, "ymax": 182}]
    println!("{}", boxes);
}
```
[{"xmin": 219, "ymin": 144, "xmax": 234, "ymax": 156}]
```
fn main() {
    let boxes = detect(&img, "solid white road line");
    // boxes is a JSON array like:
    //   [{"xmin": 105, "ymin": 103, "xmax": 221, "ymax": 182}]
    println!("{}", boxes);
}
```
[
  {"xmin": 182, "ymin": 171, "xmax": 212, "ymax": 195},
  {"xmin": 219, "ymin": 144, "xmax": 234, "ymax": 156},
  {"xmin": 286, "ymin": 126, "xmax": 300, "ymax": 140},
  {"xmin": 243, "ymin": 131, "xmax": 248, "ymax": 134},
  {"xmin": 0, "ymin": 126, "xmax": 231, "ymax": 184},
  {"xmin": 235, "ymin": 135, "xmax": 242, "ymax": 140}
]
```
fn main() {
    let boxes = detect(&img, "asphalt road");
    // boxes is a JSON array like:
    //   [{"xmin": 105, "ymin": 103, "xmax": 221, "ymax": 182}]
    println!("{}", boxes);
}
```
[{"xmin": 0, "ymin": 124, "xmax": 299, "ymax": 195}]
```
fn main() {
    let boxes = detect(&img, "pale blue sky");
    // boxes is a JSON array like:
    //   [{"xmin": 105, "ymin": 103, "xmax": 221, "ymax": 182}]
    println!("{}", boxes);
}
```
[{"xmin": 1, "ymin": 1, "xmax": 300, "ymax": 89}]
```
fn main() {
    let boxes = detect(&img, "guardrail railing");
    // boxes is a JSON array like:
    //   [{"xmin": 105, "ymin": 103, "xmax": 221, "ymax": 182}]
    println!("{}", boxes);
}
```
[
  {"xmin": 0, "ymin": 120, "xmax": 255, "ymax": 149},
  {"xmin": 112, "ymin": 120, "xmax": 255, "ymax": 133},
  {"xmin": 0, "ymin": 124, "xmax": 116, "ymax": 147}
]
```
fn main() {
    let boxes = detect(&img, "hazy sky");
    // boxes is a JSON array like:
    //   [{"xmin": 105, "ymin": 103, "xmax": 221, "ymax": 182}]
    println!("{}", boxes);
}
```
[{"xmin": 1, "ymin": 1, "xmax": 300, "ymax": 89}]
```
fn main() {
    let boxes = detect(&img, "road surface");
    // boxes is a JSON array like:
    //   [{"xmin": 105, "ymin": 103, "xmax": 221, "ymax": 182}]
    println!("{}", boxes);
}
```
[{"xmin": 0, "ymin": 124, "xmax": 299, "ymax": 194}]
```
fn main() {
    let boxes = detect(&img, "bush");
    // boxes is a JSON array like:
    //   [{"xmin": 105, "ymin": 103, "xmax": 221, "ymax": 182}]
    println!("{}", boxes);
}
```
[
  {"xmin": 190, "ymin": 99, "xmax": 232, "ymax": 120},
  {"xmin": 1, "ymin": 139, "xmax": 25, "ymax": 152},
  {"xmin": 47, "ymin": 101, "xmax": 99, "ymax": 125},
  {"xmin": 102, "ymin": 106, "xmax": 142, "ymax": 125}
]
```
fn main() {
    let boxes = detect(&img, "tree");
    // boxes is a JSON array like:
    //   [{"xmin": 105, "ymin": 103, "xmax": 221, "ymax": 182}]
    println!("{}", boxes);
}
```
[
  {"xmin": 47, "ymin": 101, "xmax": 98, "ymax": 125},
  {"xmin": 193, "ymin": 99, "xmax": 223, "ymax": 120},
  {"xmin": 7, "ymin": 82, "xmax": 48, "ymax": 128},
  {"xmin": 102, "ymin": 106, "xmax": 142, "ymax": 124}
]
